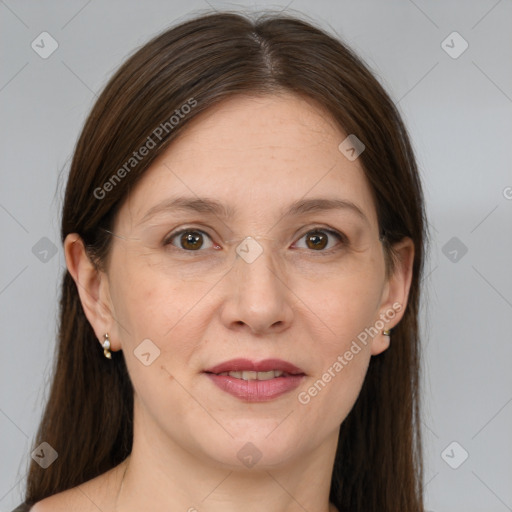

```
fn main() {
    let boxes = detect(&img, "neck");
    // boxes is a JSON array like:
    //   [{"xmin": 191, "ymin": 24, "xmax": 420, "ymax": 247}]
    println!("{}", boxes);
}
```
[{"xmin": 115, "ymin": 411, "xmax": 340, "ymax": 512}]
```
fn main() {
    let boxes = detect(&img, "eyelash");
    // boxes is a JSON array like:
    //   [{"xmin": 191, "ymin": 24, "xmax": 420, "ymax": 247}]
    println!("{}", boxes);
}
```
[{"xmin": 163, "ymin": 226, "xmax": 348, "ymax": 255}]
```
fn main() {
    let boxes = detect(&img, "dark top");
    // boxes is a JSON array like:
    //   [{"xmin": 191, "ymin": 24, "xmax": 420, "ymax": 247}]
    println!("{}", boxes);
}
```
[{"xmin": 11, "ymin": 503, "xmax": 30, "ymax": 512}]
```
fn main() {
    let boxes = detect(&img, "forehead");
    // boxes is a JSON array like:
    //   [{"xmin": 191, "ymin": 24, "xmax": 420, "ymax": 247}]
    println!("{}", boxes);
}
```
[
  {"xmin": 116, "ymin": 93, "xmax": 379, "ymax": 231},
  {"xmin": 167, "ymin": 93, "xmax": 344, "ymax": 162}
]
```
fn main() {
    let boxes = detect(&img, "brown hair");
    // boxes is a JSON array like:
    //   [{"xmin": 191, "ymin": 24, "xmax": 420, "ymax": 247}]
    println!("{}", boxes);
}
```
[{"xmin": 24, "ymin": 10, "xmax": 426, "ymax": 511}]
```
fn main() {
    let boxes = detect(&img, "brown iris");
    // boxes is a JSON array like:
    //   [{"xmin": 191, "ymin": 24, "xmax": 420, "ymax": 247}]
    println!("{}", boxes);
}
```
[
  {"xmin": 180, "ymin": 231, "xmax": 204, "ymax": 250},
  {"xmin": 305, "ymin": 231, "xmax": 328, "ymax": 250}
]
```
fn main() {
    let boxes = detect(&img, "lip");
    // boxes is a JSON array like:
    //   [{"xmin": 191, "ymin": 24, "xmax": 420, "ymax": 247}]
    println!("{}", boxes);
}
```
[
  {"xmin": 204, "ymin": 358, "xmax": 305, "ymax": 375},
  {"xmin": 203, "ymin": 358, "xmax": 306, "ymax": 402}
]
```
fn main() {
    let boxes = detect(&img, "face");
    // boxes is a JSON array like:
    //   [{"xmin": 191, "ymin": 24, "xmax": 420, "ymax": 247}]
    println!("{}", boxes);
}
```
[{"xmin": 69, "ymin": 93, "xmax": 412, "ymax": 470}]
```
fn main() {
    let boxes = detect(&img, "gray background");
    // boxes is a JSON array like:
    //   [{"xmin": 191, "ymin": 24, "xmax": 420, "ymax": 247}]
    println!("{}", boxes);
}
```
[{"xmin": 1, "ymin": 1, "xmax": 511, "ymax": 511}]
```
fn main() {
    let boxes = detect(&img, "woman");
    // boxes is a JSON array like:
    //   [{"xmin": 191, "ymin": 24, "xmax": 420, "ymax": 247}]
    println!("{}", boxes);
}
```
[{"xmin": 15, "ymin": 9, "xmax": 427, "ymax": 512}]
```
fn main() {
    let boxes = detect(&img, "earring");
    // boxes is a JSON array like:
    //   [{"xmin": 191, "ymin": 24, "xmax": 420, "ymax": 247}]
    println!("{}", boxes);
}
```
[
  {"xmin": 382, "ymin": 329, "xmax": 391, "ymax": 336},
  {"xmin": 102, "ymin": 333, "xmax": 112, "ymax": 359}
]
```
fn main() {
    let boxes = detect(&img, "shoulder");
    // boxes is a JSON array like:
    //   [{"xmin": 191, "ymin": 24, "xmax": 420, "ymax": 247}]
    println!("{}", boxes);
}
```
[
  {"xmin": 28, "ymin": 486, "xmax": 95, "ymax": 512},
  {"xmin": 29, "ymin": 460, "xmax": 127, "ymax": 512}
]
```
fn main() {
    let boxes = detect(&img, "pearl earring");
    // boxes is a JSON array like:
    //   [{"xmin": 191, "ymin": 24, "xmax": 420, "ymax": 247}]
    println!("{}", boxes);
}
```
[{"xmin": 102, "ymin": 333, "xmax": 112, "ymax": 359}]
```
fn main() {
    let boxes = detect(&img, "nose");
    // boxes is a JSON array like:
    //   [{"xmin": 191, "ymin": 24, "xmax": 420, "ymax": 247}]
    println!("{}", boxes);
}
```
[{"xmin": 219, "ymin": 236, "xmax": 294, "ymax": 335}]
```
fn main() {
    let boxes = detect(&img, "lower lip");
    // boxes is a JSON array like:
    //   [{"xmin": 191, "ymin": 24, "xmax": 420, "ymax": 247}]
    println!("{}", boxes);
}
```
[{"xmin": 205, "ymin": 373, "xmax": 305, "ymax": 402}]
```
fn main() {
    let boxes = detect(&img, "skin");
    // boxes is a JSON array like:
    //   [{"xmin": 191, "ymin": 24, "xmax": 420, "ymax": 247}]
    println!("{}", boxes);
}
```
[{"xmin": 34, "ymin": 93, "xmax": 414, "ymax": 512}]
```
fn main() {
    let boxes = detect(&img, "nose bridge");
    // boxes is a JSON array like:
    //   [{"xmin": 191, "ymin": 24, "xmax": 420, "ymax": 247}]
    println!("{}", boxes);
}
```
[
  {"xmin": 228, "ymin": 235, "xmax": 277, "ymax": 265},
  {"xmin": 226, "ymin": 235, "xmax": 284, "ymax": 284}
]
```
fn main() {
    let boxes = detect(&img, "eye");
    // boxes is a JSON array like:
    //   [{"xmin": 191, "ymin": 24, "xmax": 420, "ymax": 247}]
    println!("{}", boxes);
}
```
[
  {"xmin": 293, "ymin": 227, "xmax": 347, "ymax": 252},
  {"xmin": 164, "ymin": 226, "xmax": 347, "ymax": 253},
  {"xmin": 164, "ymin": 229, "xmax": 217, "ymax": 251}
]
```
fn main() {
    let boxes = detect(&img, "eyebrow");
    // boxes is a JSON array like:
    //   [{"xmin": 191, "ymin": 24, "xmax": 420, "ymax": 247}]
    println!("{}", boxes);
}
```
[{"xmin": 140, "ymin": 196, "xmax": 370, "ymax": 225}]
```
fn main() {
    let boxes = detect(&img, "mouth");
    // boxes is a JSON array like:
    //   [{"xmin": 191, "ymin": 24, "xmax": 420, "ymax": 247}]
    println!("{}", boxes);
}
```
[
  {"xmin": 203, "ymin": 358, "xmax": 306, "ymax": 402},
  {"xmin": 204, "ymin": 358, "xmax": 306, "ymax": 377},
  {"xmin": 214, "ymin": 370, "xmax": 295, "ymax": 381}
]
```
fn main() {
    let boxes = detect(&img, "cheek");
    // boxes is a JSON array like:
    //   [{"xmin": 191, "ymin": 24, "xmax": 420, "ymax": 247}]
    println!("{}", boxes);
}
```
[
  {"xmin": 293, "ymin": 261, "xmax": 383, "ymax": 418},
  {"xmin": 109, "ymin": 250, "xmax": 181, "ymax": 337},
  {"xmin": 296, "ymin": 308, "xmax": 373, "ymax": 430},
  {"xmin": 109, "ymin": 255, "xmax": 207, "ymax": 378},
  {"xmin": 300, "ymin": 257, "xmax": 384, "ymax": 343},
  {"xmin": 109, "ymin": 264, "xmax": 197, "ymax": 416}
]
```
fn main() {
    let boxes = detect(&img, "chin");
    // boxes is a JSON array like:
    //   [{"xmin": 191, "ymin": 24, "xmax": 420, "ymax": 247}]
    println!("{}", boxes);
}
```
[{"xmin": 191, "ymin": 424, "xmax": 307, "ymax": 471}]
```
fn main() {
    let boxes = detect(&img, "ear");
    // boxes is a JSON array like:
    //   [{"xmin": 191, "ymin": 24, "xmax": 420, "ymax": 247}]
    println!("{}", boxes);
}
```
[
  {"xmin": 371, "ymin": 236, "xmax": 415, "ymax": 356},
  {"xmin": 64, "ymin": 233, "xmax": 119, "ymax": 351}
]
